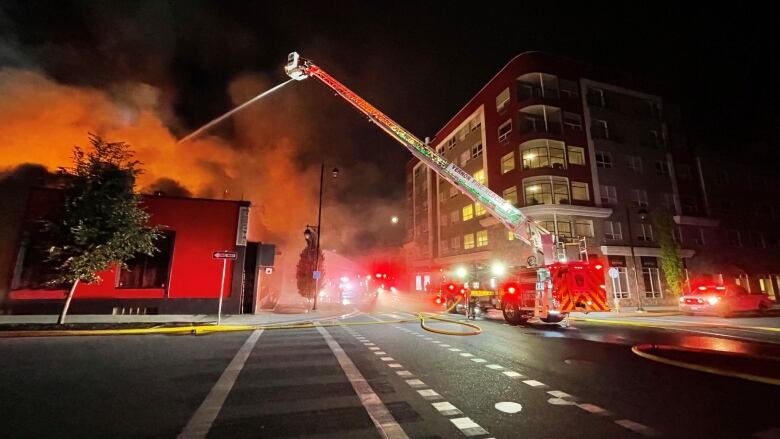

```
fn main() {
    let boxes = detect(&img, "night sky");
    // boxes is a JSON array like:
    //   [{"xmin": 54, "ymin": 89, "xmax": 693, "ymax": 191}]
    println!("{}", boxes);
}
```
[{"xmin": 1, "ymin": 1, "xmax": 777, "ymax": 253}]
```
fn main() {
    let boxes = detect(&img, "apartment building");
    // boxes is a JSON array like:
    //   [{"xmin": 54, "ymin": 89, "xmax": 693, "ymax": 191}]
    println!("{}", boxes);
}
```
[{"xmin": 403, "ymin": 51, "xmax": 752, "ymax": 306}]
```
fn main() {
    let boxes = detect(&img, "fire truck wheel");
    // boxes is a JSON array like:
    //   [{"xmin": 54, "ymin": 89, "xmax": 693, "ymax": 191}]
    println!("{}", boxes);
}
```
[{"xmin": 502, "ymin": 302, "xmax": 522, "ymax": 325}]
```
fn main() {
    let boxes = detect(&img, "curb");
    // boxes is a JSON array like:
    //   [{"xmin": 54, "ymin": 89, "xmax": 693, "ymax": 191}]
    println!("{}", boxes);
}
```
[
  {"xmin": 631, "ymin": 344, "xmax": 780, "ymax": 386},
  {"xmin": 570, "ymin": 316, "xmax": 780, "ymax": 333}
]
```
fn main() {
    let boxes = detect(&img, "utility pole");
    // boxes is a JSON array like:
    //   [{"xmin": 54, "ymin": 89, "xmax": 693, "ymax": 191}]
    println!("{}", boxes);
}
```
[{"xmin": 312, "ymin": 164, "xmax": 324, "ymax": 311}]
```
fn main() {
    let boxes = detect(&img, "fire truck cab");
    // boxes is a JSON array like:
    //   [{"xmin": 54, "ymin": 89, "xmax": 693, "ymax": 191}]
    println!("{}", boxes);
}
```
[{"xmin": 498, "ymin": 261, "xmax": 609, "ymax": 324}]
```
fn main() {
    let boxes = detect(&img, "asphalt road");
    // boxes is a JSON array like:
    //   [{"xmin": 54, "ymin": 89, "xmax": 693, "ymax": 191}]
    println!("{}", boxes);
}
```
[{"xmin": 1, "ymin": 295, "xmax": 778, "ymax": 438}]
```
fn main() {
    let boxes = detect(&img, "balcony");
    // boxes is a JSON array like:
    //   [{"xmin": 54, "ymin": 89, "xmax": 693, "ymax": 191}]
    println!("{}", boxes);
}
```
[
  {"xmin": 518, "ymin": 115, "xmax": 562, "ymax": 136},
  {"xmin": 517, "ymin": 82, "xmax": 560, "ymax": 101}
]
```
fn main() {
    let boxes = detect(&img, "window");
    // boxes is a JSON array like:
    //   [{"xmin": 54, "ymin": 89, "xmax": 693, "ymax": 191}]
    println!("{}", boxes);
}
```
[
  {"xmin": 440, "ymin": 214, "xmax": 448, "ymax": 227},
  {"xmin": 575, "ymin": 220, "xmax": 594, "ymax": 237},
  {"xmin": 595, "ymin": 151, "xmax": 612, "ymax": 168},
  {"xmin": 436, "ymin": 146, "xmax": 444, "ymax": 155},
  {"xmin": 612, "ymin": 267, "xmax": 630, "ymax": 299},
  {"xmin": 462, "ymin": 204, "xmax": 474, "ymax": 221},
  {"xmin": 449, "ymin": 186, "xmax": 458, "ymax": 198},
  {"xmin": 451, "ymin": 236, "xmax": 460, "ymax": 250},
  {"xmin": 637, "ymin": 223, "xmax": 653, "ymax": 242},
  {"xmin": 588, "ymin": 88, "xmax": 605, "ymax": 107},
  {"xmin": 446, "ymin": 137, "xmax": 457, "ymax": 150},
  {"xmin": 571, "ymin": 182, "xmax": 590, "ymax": 201},
  {"xmin": 440, "ymin": 240, "xmax": 448, "ymax": 254},
  {"xmin": 662, "ymin": 193, "xmax": 676, "ymax": 210},
  {"xmin": 604, "ymin": 221, "xmax": 622, "ymax": 240},
  {"xmin": 642, "ymin": 130, "xmax": 662, "ymax": 149},
  {"xmin": 750, "ymin": 231, "xmax": 765, "ymax": 248},
  {"xmin": 591, "ymin": 119, "xmax": 609, "ymax": 139},
  {"xmin": 468, "ymin": 117, "xmax": 482, "ymax": 132},
  {"xmin": 496, "ymin": 87, "xmax": 510, "ymax": 112},
  {"xmin": 458, "ymin": 126, "xmax": 469, "ymax": 141},
  {"xmin": 655, "ymin": 160, "xmax": 670, "ymax": 176},
  {"xmin": 631, "ymin": 189, "xmax": 648, "ymax": 207},
  {"xmin": 567, "ymin": 146, "xmax": 585, "ymax": 165},
  {"xmin": 600, "ymin": 185, "xmax": 617, "ymax": 205},
  {"xmin": 693, "ymin": 228, "xmax": 705, "ymax": 246},
  {"xmin": 677, "ymin": 164, "xmax": 692, "ymax": 180},
  {"xmin": 460, "ymin": 150, "xmax": 470, "ymax": 166},
  {"xmin": 450, "ymin": 210, "xmax": 459, "ymax": 223},
  {"xmin": 463, "ymin": 234, "xmax": 475, "ymax": 250},
  {"xmin": 473, "ymin": 169, "xmax": 486, "ymax": 185},
  {"xmin": 563, "ymin": 112, "xmax": 582, "ymax": 130},
  {"xmin": 560, "ymin": 79, "xmax": 579, "ymax": 97},
  {"xmin": 642, "ymin": 266, "xmax": 663, "ymax": 298},
  {"xmin": 471, "ymin": 143, "xmax": 483, "ymax": 159},
  {"xmin": 118, "ymin": 231, "xmax": 175, "ymax": 289},
  {"xmin": 521, "ymin": 139, "xmax": 566, "ymax": 169},
  {"xmin": 524, "ymin": 177, "xmax": 570, "ymax": 205},
  {"xmin": 627, "ymin": 155, "xmax": 643, "ymax": 173},
  {"xmin": 507, "ymin": 230, "xmax": 515, "ymax": 241},
  {"xmin": 498, "ymin": 120, "xmax": 512, "ymax": 143},
  {"xmin": 646, "ymin": 100, "xmax": 661, "ymax": 119},
  {"xmin": 501, "ymin": 152, "xmax": 515, "ymax": 174},
  {"xmin": 476, "ymin": 230, "xmax": 489, "ymax": 247},
  {"xmin": 475, "ymin": 203, "xmax": 486, "ymax": 216},
  {"xmin": 503, "ymin": 186, "xmax": 518, "ymax": 206}
]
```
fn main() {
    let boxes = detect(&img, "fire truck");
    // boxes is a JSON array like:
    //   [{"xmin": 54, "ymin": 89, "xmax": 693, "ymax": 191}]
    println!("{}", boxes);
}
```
[{"xmin": 285, "ymin": 52, "xmax": 609, "ymax": 325}]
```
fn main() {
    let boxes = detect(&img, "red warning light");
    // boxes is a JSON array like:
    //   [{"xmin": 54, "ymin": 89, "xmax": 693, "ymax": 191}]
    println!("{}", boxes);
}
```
[
  {"xmin": 508, "ymin": 286, "xmax": 516, "ymax": 294},
  {"xmin": 594, "ymin": 264, "xmax": 603, "ymax": 270},
  {"xmin": 448, "ymin": 284, "xmax": 455, "ymax": 291}
]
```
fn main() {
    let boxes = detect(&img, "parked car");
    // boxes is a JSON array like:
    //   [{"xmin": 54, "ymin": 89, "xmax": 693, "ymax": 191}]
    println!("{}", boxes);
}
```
[{"xmin": 679, "ymin": 284, "xmax": 774, "ymax": 317}]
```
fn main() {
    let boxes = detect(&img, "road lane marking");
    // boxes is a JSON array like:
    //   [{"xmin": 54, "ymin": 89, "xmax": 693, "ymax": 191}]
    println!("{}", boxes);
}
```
[
  {"xmin": 432, "ymin": 401, "xmax": 463, "ymax": 416},
  {"xmin": 486, "ymin": 364, "xmax": 504, "ymax": 370},
  {"xmin": 405, "ymin": 379, "xmax": 426, "ymax": 388},
  {"xmin": 417, "ymin": 389, "xmax": 442, "ymax": 400},
  {"xmin": 449, "ymin": 348, "xmax": 462, "ymax": 352},
  {"xmin": 577, "ymin": 403, "xmax": 609, "ymax": 415},
  {"xmin": 388, "ymin": 363, "xmax": 403, "ymax": 368},
  {"xmin": 369, "ymin": 347, "xmax": 380, "ymax": 350},
  {"xmin": 614, "ymin": 419, "xmax": 657, "ymax": 437},
  {"xmin": 316, "ymin": 325, "xmax": 409, "ymax": 439},
  {"xmin": 396, "ymin": 370, "xmax": 413, "ymax": 377},
  {"xmin": 548, "ymin": 397, "xmax": 577, "ymax": 406},
  {"xmin": 431, "ymin": 340, "xmax": 441, "ymax": 344},
  {"xmin": 440, "ymin": 344, "xmax": 451, "ymax": 347},
  {"xmin": 522, "ymin": 379, "xmax": 545, "ymax": 387},
  {"xmin": 374, "ymin": 351, "xmax": 387, "ymax": 355},
  {"xmin": 178, "ymin": 329, "xmax": 263, "ymax": 439},
  {"xmin": 460, "ymin": 353, "xmax": 474, "ymax": 357},
  {"xmin": 494, "ymin": 402, "xmax": 523, "ymax": 414},
  {"xmin": 470, "ymin": 358, "xmax": 487, "ymax": 363},
  {"xmin": 380, "ymin": 357, "xmax": 394, "ymax": 361},
  {"xmin": 450, "ymin": 417, "xmax": 489, "ymax": 436},
  {"xmin": 503, "ymin": 371, "xmax": 524, "ymax": 378},
  {"xmin": 547, "ymin": 390, "xmax": 573, "ymax": 398}
]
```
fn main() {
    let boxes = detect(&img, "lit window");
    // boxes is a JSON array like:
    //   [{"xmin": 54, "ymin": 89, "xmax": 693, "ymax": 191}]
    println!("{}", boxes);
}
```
[
  {"xmin": 503, "ymin": 186, "xmax": 518, "ymax": 206},
  {"xmin": 464, "ymin": 234, "xmax": 475, "ymax": 250},
  {"xmin": 118, "ymin": 231, "xmax": 175, "ymax": 288},
  {"xmin": 567, "ymin": 146, "xmax": 585, "ymax": 165},
  {"xmin": 501, "ymin": 152, "xmax": 515, "ymax": 174},
  {"xmin": 600, "ymin": 185, "xmax": 617, "ymax": 204},
  {"xmin": 475, "ymin": 203, "xmax": 486, "ymax": 217},
  {"xmin": 462, "ymin": 204, "xmax": 474, "ymax": 221},
  {"xmin": 595, "ymin": 151, "xmax": 612, "ymax": 168},
  {"xmin": 631, "ymin": 189, "xmax": 648, "ymax": 208},
  {"xmin": 496, "ymin": 87, "xmax": 510, "ymax": 112},
  {"xmin": 542, "ymin": 220, "xmax": 572, "ymax": 238},
  {"xmin": 507, "ymin": 231, "xmax": 515, "ymax": 241},
  {"xmin": 524, "ymin": 177, "xmax": 570, "ymax": 205},
  {"xmin": 521, "ymin": 139, "xmax": 566, "ymax": 170},
  {"xmin": 471, "ymin": 143, "xmax": 483, "ymax": 159},
  {"xmin": 575, "ymin": 220, "xmax": 593, "ymax": 237},
  {"xmin": 476, "ymin": 230, "xmax": 489, "ymax": 247},
  {"xmin": 498, "ymin": 120, "xmax": 512, "ymax": 143},
  {"xmin": 571, "ymin": 182, "xmax": 589, "ymax": 201},
  {"xmin": 473, "ymin": 169, "xmax": 486, "ymax": 185}
]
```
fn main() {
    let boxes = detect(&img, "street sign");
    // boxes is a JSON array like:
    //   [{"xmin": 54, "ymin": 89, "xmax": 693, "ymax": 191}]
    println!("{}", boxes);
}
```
[
  {"xmin": 313, "ymin": 271, "xmax": 321, "ymax": 280},
  {"xmin": 265, "ymin": 267, "xmax": 273, "ymax": 274},
  {"xmin": 608, "ymin": 267, "xmax": 619, "ymax": 279},
  {"xmin": 213, "ymin": 250, "xmax": 238, "ymax": 260}
]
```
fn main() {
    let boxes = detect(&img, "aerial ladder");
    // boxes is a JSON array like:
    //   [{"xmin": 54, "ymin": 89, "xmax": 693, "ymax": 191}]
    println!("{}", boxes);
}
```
[{"xmin": 285, "ymin": 52, "xmax": 562, "ymax": 320}]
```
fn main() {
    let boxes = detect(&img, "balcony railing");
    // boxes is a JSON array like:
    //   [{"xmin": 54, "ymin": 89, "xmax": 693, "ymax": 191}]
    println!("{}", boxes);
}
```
[
  {"xmin": 517, "ymin": 82, "xmax": 560, "ymax": 101},
  {"xmin": 518, "ymin": 116, "xmax": 561, "ymax": 135}
]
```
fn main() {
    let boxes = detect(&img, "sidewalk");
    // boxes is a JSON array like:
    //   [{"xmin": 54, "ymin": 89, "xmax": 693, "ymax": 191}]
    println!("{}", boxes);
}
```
[
  {"xmin": 0, "ymin": 304, "xmax": 356, "ymax": 328},
  {"xmin": 570, "ymin": 306, "xmax": 681, "ymax": 318}
]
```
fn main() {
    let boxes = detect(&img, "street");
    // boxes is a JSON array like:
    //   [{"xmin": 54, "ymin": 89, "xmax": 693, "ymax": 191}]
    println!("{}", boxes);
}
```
[{"xmin": 1, "ymin": 292, "xmax": 778, "ymax": 439}]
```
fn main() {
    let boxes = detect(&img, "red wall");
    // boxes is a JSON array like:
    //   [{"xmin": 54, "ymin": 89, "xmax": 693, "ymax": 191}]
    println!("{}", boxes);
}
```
[{"xmin": 10, "ymin": 193, "xmax": 244, "ymax": 301}]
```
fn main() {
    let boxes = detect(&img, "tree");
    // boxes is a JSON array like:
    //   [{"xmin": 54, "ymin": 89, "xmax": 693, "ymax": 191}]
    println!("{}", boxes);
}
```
[
  {"xmin": 653, "ymin": 210, "xmax": 685, "ymax": 296},
  {"xmin": 295, "ymin": 244, "xmax": 323, "ymax": 301},
  {"xmin": 48, "ymin": 134, "xmax": 160, "ymax": 324}
]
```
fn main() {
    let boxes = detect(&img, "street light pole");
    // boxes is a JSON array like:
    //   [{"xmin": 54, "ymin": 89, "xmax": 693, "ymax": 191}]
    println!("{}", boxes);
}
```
[
  {"xmin": 312, "ymin": 164, "xmax": 325, "ymax": 311},
  {"xmin": 624, "ymin": 206, "xmax": 645, "ymax": 312}
]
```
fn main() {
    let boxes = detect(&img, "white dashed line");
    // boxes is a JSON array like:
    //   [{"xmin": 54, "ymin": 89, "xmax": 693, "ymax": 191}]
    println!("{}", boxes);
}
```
[
  {"xmin": 440, "ymin": 344, "xmax": 451, "ymax": 347},
  {"xmin": 577, "ymin": 403, "xmax": 609, "ymax": 415},
  {"xmin": 405, "ymin": 379, "xmax": 426, "ymax": 388},
  {"xmin": 470, "ymin": 358, "xmax": 487, "ymax": 363},
  {"xmin": 396, "ymin": 371, "xmax": 413, "ymax": 377},
  {"xmin": 431, "ymin": 341, "xmax": 441, "ymax": 344},
  {"xmin": 615, "ymin": 419, "xmax": 657, "ymax": 437},
  {"xmin": 364, "ymin": 343, "xmax": 375, "ymax": 346},
  {"xmin": 448, "ymin": 348, "xmax": 462, "ymax": 352},
  {"xmin": 459, "ymin": 353, "xmax": 474, "ymax": 357},
  {"xmin": 374, "ymin": 351, "xmax": 387, "ymax": 355},
  {"xmin": 369, "ymin": 347, "xmax": 380, "ymax": 351},
  {"xmin": 547, "ymin": 390, "xmax": 573, "ymax": 398},
  {"xmin": 523, "ymin": 379, "xmax": 546, "ymax": 387},
  {"xmin": 431, "ymin": 401, "xmax": 463, "ymax": 416},
  {"xmin": 380, "ymin": 357, "xmax": 394, "ymax": 361},
  {"xmin": 486, "ymin": 364, "xmax": 504, "ymax": 370},
  {"xmin": 388, "ymin": 363, "xmax": 403, "ymax": 368},
  {"xmin": 503, "ymin": 371, "xmax": 523, "ymax": 378},
  {"xmin": 417, "ymin": 389, "xmax": 442, "ymax": 400},
  {"xmin": 450, "ymin": 417, "xmax": 489, "ymax": 436}
]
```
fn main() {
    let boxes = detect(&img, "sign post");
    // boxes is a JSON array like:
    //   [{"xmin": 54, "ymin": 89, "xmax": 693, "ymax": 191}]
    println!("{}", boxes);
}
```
[{"xmin": 213, "ymin": 250, "xmax": 238, "ymax": 325}]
